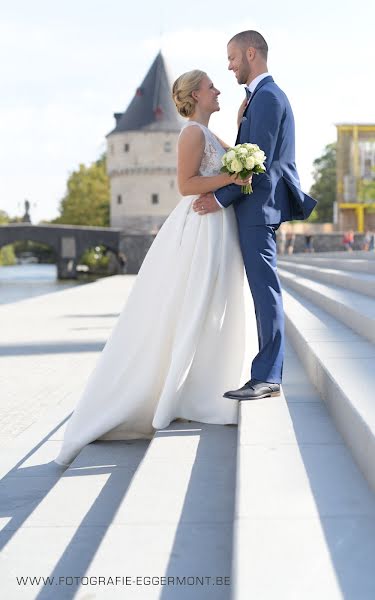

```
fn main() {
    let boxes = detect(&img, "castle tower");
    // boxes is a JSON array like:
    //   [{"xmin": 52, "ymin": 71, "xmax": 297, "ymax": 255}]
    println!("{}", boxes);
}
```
[{"xmin": 106, "ymin": 52, "xmax": 183, "ymax": 233}]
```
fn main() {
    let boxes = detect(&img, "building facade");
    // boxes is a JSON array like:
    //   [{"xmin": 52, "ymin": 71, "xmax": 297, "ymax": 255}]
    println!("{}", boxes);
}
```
[
  {"xmin": 106, "ymin": 52, "xmax": 183, "ymax": 234},
  {"xmin": 336, "ymin": 123, "xmax": 375, "ymax": 232}
]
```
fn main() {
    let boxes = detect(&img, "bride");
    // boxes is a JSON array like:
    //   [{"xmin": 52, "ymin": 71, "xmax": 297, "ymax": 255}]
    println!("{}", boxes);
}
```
[{"xmin": 55, "ymin": 70, "xmax": 252, "ymax": 467}]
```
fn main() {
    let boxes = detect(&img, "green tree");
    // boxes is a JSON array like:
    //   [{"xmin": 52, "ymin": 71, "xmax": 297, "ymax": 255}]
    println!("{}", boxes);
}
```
[
  {"xmin": 53, "ymin": 154, "xmax": 110, "ymax": 226},
  {"xmin": 359, "ymin": 166, "xmax": 375, "ymax": 206},
  {"xmin": 80, "ymin": 245, "xmax": 110, "ymax": 273},
  {"xmin": 308, "ymin": 142, "xmax": 336, "ymax": 223},
  {"xmin": 0, "ymin": 210, "xmax": 16, "ymax": 265},
  {"xmin": 0, "ymin": 209, "xmax": 9, "ymax": 224},
  {"xmin": 0, "ymin": 245, "xmax": 16, "ymax": 265}
]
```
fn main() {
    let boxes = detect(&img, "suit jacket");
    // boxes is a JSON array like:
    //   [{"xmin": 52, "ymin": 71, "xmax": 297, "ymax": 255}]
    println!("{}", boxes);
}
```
[{"xmin": 215, "ymin": 76, "xmax": 317, "ymax": 225}]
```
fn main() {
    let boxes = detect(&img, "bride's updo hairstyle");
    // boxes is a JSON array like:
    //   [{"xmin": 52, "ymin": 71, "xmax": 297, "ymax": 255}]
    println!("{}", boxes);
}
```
[{"xmin": 172, "ymin": 70, "xmax": 207, "ymax": 118}]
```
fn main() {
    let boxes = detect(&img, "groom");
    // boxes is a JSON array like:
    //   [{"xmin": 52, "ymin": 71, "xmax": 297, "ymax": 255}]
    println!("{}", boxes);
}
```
[{"xmin": 192, "ymin": 30, "xmax": 317, "ymax": 400}]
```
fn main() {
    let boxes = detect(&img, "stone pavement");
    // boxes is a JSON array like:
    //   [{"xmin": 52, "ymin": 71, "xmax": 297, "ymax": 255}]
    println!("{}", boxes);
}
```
[
  {"xmin": 0, "ymin": 276, "xmax": 237, "ymax": 600},
  {"xmin": 1, "ymin": 269, "xmax": 375, "ymax": 600},
  {"xmin": 0, "ymin": 276, "xmax": 136, "ymax": 446}
]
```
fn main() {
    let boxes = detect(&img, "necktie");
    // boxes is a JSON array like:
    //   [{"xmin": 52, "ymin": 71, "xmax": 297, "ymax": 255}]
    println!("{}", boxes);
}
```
[{"xmin": 245, "ymin": 87, "xmax": 252, "ymax": 101}]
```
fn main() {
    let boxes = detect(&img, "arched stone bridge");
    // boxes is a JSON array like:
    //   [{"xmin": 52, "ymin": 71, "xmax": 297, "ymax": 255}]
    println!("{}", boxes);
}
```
[{"xmin": 0, "ymin": 223, "xmax": 155, "ymax": 279}]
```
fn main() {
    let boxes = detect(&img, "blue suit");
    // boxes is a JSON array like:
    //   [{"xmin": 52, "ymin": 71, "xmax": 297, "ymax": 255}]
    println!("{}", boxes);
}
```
[{"xmin": 216, "ymin": 76, "xmax": 317, "ymax": 383}]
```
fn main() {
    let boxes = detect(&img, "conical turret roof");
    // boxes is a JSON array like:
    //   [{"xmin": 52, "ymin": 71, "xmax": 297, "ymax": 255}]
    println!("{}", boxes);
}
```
[{"xmin": 108, "ymin": 52, "xmax": 182, "ymax": 135}]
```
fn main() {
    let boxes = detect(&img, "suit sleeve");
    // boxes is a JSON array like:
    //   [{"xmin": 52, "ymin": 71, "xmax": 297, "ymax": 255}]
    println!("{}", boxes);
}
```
[
  {"xmin": 213, "ymin": 193, "xmax": 224, "ymax": 207},
  {"xmin": 215, "ymin": 91, "xmax": 283, "ymax": 208}
]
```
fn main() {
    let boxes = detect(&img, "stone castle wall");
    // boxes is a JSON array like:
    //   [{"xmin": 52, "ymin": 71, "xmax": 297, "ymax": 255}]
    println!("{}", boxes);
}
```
[{"xmin": 107, "ymin": 130, "xmax": 180, "ymax": 230}]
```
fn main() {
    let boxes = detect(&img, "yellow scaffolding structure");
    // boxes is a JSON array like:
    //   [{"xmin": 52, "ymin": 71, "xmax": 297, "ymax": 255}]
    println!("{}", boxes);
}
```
[
  {"xmin": 338, "ymin": 202, "xmax": 375, "ymax": 233},
  {"xmin": 336, "ymin": 124, "xmax": 375, "ymax": 232}
]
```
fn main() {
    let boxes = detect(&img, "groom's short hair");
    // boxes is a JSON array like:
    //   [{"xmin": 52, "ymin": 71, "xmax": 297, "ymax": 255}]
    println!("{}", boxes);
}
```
[{"xmin": 229, "ymin": 30, "xmax": 268, "ymax": 60}]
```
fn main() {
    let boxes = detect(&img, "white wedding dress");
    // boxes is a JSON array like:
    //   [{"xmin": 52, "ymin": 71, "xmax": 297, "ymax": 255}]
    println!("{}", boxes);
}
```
[{"xmin": 55, "ymin": 121, "xmax": 251, "ymax": 467}]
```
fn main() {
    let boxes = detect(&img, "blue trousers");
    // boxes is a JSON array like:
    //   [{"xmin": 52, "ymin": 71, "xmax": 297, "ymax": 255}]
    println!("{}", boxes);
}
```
[{"xmin": 238, "ymin": 224, "xmax": 284, "ymax": 383}]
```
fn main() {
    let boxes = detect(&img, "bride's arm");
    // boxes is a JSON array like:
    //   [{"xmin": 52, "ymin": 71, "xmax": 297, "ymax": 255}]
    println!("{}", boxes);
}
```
[{"xmin": 177, "ymin": 125, "xmax": 233, "ymax": 196}]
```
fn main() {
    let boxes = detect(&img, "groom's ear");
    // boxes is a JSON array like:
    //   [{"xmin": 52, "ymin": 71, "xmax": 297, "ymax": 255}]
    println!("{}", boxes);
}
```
[{"xmin": 246, "ymin": 47, "xmax": 256, "ymax": 61}]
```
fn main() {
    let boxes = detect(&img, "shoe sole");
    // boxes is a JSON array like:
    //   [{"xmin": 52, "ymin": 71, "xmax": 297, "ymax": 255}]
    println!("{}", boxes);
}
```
[{"xmin": 224, "ymin": 390, "xmax": 281, "ymax": 400}]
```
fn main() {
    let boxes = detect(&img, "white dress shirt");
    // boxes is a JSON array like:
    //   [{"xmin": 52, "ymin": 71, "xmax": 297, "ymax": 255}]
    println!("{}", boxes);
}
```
[
  {"xmin": 214, "ymin": 72, "xmax": 271, "ymax": 207},
  {"xmin": 246, "ymin": 71, "xmax": 270, "ymax": 95}
]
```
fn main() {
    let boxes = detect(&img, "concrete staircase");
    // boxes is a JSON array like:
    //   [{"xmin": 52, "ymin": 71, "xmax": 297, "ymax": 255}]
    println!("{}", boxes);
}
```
[
  {"xmin": 1, "ymin": 262, "xmax": 375, "ymax": 600},
  {"xmin": 232, "ymin": 252, "xmax": 375, "ymax": 599},
  {"xmin": 278, "ymin": 252, "xmax": 375, "ymax": 488}
]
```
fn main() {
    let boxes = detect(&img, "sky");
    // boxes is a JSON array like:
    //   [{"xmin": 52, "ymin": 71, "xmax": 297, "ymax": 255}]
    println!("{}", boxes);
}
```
[{"xmin": 1, "ymin": 0, "xmax": 374, "ymax": 223}]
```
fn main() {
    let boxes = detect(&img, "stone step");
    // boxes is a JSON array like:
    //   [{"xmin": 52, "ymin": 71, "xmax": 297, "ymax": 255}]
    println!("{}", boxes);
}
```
[
  {"xmin": 1, "ymin": 419, "xmax": 237, "ymax": 600},
  {"xmin": 232, "ymin": 336, "xmax": 375, "ymax": 600},
  {"xmin": 281, "ymin": 283, "xmax": 375, "ymax": 494},
  {"xmin": 278, "ymin": 260, "xmax": 375, "ymax": 298},
  {"xmin": 278, "ymin": 268, "xmax": 375, "ymax": 344},
  {"xmin": 282, "ymin": 251, "xmax": 375, "ymax": 260},
  {"xmin": 279, "ymin": 254, "xmax": 375, "ymax": 274}
]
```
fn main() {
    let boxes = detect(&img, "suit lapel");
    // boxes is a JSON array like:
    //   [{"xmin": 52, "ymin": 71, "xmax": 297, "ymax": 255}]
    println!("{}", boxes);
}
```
[
  {"xmin": 246, "ymin": 75, "xmax": 274, "ymax": 110},
  {"xmin": 236, "ymin": 75, "xmax": 274, "ymax": 143}
]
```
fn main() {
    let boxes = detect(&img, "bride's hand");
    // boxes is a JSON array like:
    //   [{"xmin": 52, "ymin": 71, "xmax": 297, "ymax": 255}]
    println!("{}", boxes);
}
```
[
  {"xmin": 228, "ymin": 172, "xmax": 252, "ymax": 186},
  {"xmin": 237, "ymin": 97, "xmax": 248, "ymax": 128}
]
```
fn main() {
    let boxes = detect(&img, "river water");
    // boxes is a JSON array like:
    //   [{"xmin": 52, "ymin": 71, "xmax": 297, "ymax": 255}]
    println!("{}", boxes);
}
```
[{"xmin": 0, "ymin": 264, "xmax": 85, "ymax": 305}]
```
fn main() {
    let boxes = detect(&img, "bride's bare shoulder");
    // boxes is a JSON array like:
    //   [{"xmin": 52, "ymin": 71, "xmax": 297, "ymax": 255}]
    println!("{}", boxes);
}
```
[
  {"xmin": 179, "ymin": 123, "xmax": 205, "ymax": 140},
  {"xmin": 178, "ymin": 123, "xmax": 205, "ymax": 151}
]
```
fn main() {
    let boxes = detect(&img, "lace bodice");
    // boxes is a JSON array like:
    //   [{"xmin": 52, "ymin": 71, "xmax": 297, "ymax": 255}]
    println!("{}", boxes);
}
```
[{"xmin": 180, "ymin": 121, "xmax": 226, "ymax": 176}]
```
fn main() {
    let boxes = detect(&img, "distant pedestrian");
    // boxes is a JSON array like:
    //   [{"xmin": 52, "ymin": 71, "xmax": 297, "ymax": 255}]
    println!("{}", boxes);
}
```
[
  {"xmin": 286, "ymin": 230, "xmax": 296, "ymax": 255},
  {"xmin": 304, "ymin": 234, "xmax": 314, "ymax": 253},
  {"xmin": 370, "ymin": 233, "xmax": 375, "ymax": 252},
  {"xmin": 363, "ymin": 230, "xmax": 374, "ymax": 252},
  {"xmin": 278, "ymin": 227, "xmax": 286, "ymax": 255},
  {"xmin": 342, "ymin": 230, "xmax": 354, "ymax": 251},
  {"xmin": 118, "ymin": 252, "xmax": 128, "ymax": 273}
]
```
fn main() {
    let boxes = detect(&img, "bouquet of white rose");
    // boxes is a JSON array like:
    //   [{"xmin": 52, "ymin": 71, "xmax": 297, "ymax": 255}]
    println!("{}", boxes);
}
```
[{"xmin": 220, "ymin": 143, "xmax": 266, "ymax": 194}]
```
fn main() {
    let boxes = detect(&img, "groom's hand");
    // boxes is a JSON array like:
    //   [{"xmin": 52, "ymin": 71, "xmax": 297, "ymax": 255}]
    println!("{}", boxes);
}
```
[
  {"xmin": 237, "ymin": 97, "xmax": 248, "ymax": 128},
  {"xmin": 192, "ymin": 193, "xmax": 222, "ymax": 215}
]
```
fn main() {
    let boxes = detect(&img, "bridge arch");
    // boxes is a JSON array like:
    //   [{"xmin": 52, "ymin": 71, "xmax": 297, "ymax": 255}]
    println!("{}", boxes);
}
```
[{"xmin": 0, "ymin": 224, "xmax": 123, "ymax": 279}]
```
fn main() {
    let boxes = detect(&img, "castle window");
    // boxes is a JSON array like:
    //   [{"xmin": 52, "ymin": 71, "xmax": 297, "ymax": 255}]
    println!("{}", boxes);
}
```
[
  {"xmin": 117, "ymin": 194, "xmax": 122, "ymax": 204},
  {"xmin": 164, "ymin": 141, "xmax": 172, "ymax": 152},
  {"xmin": 124, "ymin": 143, "xmax": 130, "ymax": 152},
  {"xmin": 110, "ymin": 144, "xmax": 114, "ymax": 155},
  {"xmin": 151, "ymin": 194, "xmax": 159, "ymax": 204}
]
